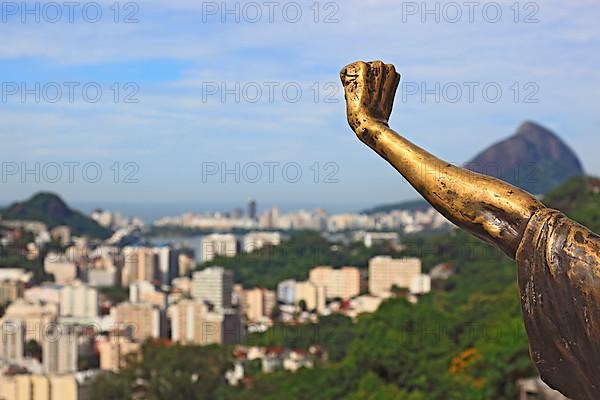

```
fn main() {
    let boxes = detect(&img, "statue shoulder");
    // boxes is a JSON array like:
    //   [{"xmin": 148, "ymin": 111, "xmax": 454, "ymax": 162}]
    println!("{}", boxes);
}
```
[{"xmin": 515, "ymin": 207, "xmax": 600, "ymax": 400}]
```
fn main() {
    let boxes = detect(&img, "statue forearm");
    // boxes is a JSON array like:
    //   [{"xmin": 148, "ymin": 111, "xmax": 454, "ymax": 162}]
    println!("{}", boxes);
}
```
[
  {"xmin": 359, "ymin": 121, "xmax": 544, "ymax": 258},
  {"xmin": 340, "ymin": 60, "xmax": 544, "ymax": 258}
]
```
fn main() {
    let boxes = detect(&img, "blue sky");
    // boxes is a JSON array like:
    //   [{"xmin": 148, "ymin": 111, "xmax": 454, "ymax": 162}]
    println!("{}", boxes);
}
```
[{"xmin": 0, "ymin": 0, "xmax": 598, "ymax": 212}]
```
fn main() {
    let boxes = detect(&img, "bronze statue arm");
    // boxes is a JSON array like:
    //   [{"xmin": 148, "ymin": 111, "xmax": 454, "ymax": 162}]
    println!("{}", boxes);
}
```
[{"xmin": 340, "ymin": 61, "xmax": 544, "ymax": 258}]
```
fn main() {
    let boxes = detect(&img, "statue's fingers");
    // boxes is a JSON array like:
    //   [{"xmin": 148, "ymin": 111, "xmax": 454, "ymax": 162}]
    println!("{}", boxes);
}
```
[
  {"xmin": 354, "ymin": 62, "xmax": 370, "ymax": 107},
  {"xmin": 368, "ymin": 60, "xmax": 387, "ymax": 117},
  {"xmin": 339, "ymin": 64, "xmax": 355, "ymax": 86},
  {"xmin": 382, "ymin": 65, "xmax": 401, "ymax": 117},
  {"xmin": 380, "ymin": 68, "xmax": 389, "ymax": 119},
  {"xmin": 369, "ymin": 60, "xmax": 385, "ymax": 95},
  {"xmin": 340, "ymin": 61, "xmax": 368, "ymax": 103}
]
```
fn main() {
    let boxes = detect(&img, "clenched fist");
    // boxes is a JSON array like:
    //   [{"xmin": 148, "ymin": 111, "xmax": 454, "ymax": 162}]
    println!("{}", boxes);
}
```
[{"xmin": 340, "ymin": 61, "xmax": 401, "ymax": 135}]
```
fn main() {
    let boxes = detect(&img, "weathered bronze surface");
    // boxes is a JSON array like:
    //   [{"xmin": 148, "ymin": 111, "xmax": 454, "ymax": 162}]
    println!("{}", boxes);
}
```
[{"xmin": 340, "ymin": 61, "xmax": 600, "ymax": 400}]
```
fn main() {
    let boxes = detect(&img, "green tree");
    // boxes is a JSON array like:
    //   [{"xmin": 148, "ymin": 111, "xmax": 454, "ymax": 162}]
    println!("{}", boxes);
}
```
[
  {"xmin": 91, "ymin": 341, "xmax": 232, "ymax": 400},
  {"xmin": 24, "ymin": 340, "xmax": 41, "ymax": 361}
]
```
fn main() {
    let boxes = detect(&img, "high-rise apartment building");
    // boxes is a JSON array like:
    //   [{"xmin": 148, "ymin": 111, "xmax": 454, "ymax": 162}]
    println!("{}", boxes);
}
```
[
  {"xmin": 277, "ymin": 279, "xmax": 297, "ymax": 305},
  {"xmin": 98, "ymin": 339, "xmax": 141, "ymax": 372},
  {"xmin": 122, "ymin": 246, "xmax": 157, "ymax": 285},
  {"xmin": 191, "ymin": 267, "xmax": 234, "ymax": 311},
  {"xmin": 153, "ymin": 246, "xmax": 179, "ymax": 286},
  {"xmin": 170, "ymin": 299, "xmax": 205, "ymax": 345},
  {"xmin": 0, "ymin": 373, "xmax": 94, "ymax": 400},
  {"xmin": 113, "ymin": 302, "xmax": 164, "ymax": 341},
  {"xmin": 0, "ymin": 280, "xmax": 24, "ymax": 305},
  {"xmin": 243, "ymin": 231, "xmax": 281, "ymax": 253},
  {"xmin": 2, "ymin": 299, "xmax": 58, "ymax": 342},
  {"xmin": 0, "ymin": 319, "xmax": 24, "ymax": 362},
  {"xmin": 170, "ymin": 299, "xmax": 241, "ymax": 345},
  {"xmin": 368, "ymin": 256, "xmax": 422, "ymax": 296},
  {"xmin": 59, "ymin": 283, "xmax": 99, "ymax": 318},
  {"xmin": 200, "ymin": 234, "xmax": 237, "ymax": 263},
  {"xmin": 43, "ymin": 326, "xmax": 78, "ymax": 374},
  {"xmin": 295, "ymin": 281, "xmax": 326, "ymax": 313},
  {"xmin": 24, "ymin": 283, "xmax": 62, "ymax": 305},
  {"xmin": 129, "ymin": 281, "xmax": 167, "ymax": 309},
  {"xmin": 44, "ymin": 253, "xmax": 77, "ymax": 284},
  {"xmin": 247, "ymin": 199, "xmax": 257, "ymax": 220},
  {"xmin": 178, "ymin": 253, "xmax": 195, "ymax": 277},
  {"xmin": 242, "ymin": 288, "xmax": 276, "ymax": 322},
  {"xmin": 309, "ymin": 266, "xmax": 361, "ymax": 300}
]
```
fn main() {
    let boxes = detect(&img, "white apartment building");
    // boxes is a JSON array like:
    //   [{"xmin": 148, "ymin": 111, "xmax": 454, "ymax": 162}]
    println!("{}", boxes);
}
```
[
  {"xmin": 44, "ymin": 254, "xmax": 77, "ymax": 285},
  {"xmin": 43, "ymin": 327, "xmax": 78, "ymax": 374},
  {"xmin": 59, "ymin": 283, "xmax": 99, "ymax": 319},
  {"xmin": 201, "ymin": 234, "xmax": 238, "ymax": 262},
  {"xmin": 368, "ymin": 256, "xmax": 422, "ymax": 296},
  {"xmin": 309, "ymin": 266, "xmax": 361, "ymax": 300},
  {"xmin": 192, "ymin": 267, "xmax": 234, "ymax": 311},
  {"xmin": 363, "ymin": 232, "xmax": 399, "ymax": 248},
  {"xmin": 242, "ymin": 232, "xmax": 281, "ymax": 253},
  {"xmin": 113, "ymin": 302, "xmax": 164, "ymax": 341},
  {"xmin": 295, "ymin": 281, "xmax": 326, "ymax": 313},
  {"xmin": 0, "ymin": 319, "xmax": 24, "ymax": 363},
  {"xmin": 170, "ymin": 299, "xmax": 242, "ymax": 345}
]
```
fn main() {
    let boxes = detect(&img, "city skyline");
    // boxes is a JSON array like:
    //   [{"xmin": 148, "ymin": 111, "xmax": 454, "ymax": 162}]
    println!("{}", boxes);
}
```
[{"xmin": 0, "ymin": 196, "xmax": 399, "ymax": 224}]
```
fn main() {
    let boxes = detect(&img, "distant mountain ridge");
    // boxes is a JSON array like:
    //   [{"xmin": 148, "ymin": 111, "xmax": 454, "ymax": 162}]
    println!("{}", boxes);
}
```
[
  {"xmin": 0, "ymin": 192, "xmax": 111, "ymax": 239},
  {"xmin": 466, "ymin": 121, "xmax": 584, "ymax": 194},
  {"xmin": 362, "ymin": 199, "xmax": 429, "ymax": 215}
]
